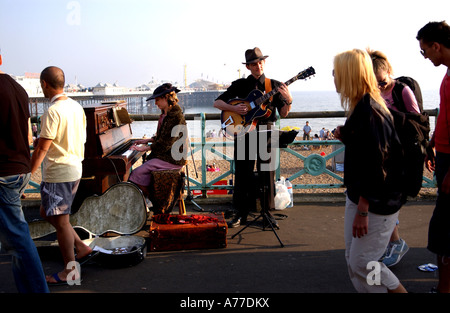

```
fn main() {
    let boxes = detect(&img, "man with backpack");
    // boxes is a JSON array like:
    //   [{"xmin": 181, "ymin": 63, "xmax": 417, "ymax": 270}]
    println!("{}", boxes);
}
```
[
  {"xmin": 417, "ymin": 21, "xmax": 450, "ymax": 293},
  {"xmin": 368, "ymin": 48, "xmax": 427, "ymax": 268}
]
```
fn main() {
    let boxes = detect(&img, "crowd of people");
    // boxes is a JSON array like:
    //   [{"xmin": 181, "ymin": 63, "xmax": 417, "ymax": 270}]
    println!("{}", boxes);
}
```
[{"xmin": 0, "ymin": 21, "xmax": 449, "ymax": 293}]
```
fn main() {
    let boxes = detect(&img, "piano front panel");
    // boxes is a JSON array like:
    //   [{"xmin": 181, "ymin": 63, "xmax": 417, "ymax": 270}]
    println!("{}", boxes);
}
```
[
  {"xmin": 96, "ymin": 110, "xmax": 113, "ymax": 133},
  {"xmin": 72, "ymin": 102, "xmax": 145, "ymax": 212},
  {"xmin": 99, "ymin": 124, "xmax": 132, "ymax": 157}
]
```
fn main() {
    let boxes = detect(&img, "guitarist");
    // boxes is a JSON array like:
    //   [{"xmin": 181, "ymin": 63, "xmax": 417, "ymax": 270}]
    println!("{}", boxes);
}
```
[{"xmin": 214, "ymin": 47, "xmax": 293, "ymax": 228}]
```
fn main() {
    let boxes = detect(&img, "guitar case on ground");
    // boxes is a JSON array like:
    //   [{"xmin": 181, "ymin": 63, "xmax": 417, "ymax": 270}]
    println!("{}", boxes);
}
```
[{"xmin": 29, "ymin": 182, "xmax": 149, "ymax": 268}]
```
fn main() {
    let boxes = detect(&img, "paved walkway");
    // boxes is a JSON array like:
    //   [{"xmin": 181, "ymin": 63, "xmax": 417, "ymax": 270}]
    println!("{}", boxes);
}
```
[{"xmin": 0, "ymin": 197, "xmax": 440, "ymax": 297}]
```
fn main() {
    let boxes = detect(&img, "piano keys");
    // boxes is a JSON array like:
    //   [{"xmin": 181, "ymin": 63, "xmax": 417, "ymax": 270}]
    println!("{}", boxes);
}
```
[
  {"xmin": 122, "ymin": 144, "xmax": 143, "ymax": 158},
  {"xmin": 72, "ymin": 101, "xmax": 145, "ymax": 212}
]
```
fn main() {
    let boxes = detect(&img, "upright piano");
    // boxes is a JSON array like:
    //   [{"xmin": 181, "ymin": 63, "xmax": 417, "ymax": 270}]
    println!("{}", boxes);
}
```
[{"xmin": 72, "ymin": 101, "xmax": 145, "ymax": 212}]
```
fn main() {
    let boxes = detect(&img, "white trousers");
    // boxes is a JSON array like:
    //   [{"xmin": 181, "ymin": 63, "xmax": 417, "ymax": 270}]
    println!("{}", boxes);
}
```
[{"xmin": 344, "ymin": 196, "xmax": 401, "ymax": 293}]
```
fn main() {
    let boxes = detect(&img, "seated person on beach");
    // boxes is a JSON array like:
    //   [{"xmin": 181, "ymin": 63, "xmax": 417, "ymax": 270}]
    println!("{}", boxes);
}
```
[
  {"xmin": 319, "ymin": 127, "xmax": 326, "ymax": 140},
  {"xmin": 128, "ymin": 83, "xmax": 188, "ymax": 198},
  {"xmin": 312, "ymin": 134, "xmax": 321, "ymax": 150},
  {"xmin": 207, "ymin": 162, "xmax": 219, "ymax": 171}
]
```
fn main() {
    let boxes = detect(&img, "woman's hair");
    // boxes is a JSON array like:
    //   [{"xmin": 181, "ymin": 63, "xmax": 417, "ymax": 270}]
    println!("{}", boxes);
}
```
[
  {"xmin": 366, "ymin": 48, "xmax": 393, "ymax": 74},
  {"xmin": 165, "ymin": 91, "xmax": 179, "ymax": 107},
  {"xmin": 333, "ymin": 49, "xmax": 387, "ymax": 114}
]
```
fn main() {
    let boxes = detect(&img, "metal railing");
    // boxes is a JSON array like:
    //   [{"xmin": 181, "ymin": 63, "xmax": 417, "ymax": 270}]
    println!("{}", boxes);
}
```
[
  {"xmin": 26, "ymin": 109, "xmax": 438, "ymax": 196},
  {"xmin": 177, "ymin": 110, "xmax": 437, "ymax": 196}
]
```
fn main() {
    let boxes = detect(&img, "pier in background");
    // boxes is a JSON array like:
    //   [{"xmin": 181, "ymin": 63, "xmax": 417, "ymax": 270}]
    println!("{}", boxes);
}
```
[{"xmin": 28, "ymin": 90, "xmax": 223, "ymax": 116}]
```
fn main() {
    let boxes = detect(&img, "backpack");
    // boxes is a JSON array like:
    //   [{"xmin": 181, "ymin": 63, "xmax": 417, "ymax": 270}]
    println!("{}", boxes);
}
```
[
  {"xmin": 389, "ymin": 108, "xmax": 430, "ymax": 198},
  {"xmin": 392, "ymin": 76, "xmax": 424, "ymax": 113}
]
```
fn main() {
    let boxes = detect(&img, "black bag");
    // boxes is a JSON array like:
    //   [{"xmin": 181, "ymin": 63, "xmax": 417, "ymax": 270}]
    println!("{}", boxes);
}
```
[
  {"xmin": 392, "ymin": 76, "xmax": 424, "ymax": 113},
  {"xmin": 389, "ymin": 108, "xmax": 430, "ymax": 198}
]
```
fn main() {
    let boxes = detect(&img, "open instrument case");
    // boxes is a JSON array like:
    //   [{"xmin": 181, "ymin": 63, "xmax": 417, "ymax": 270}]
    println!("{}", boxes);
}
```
[
  {"xmin": 29, "ymin": 182, "xmax": 228, "ymax": 268},
  {"xmin": 29, "ymin": 182, "xmax": 148, "ymax": 268}
]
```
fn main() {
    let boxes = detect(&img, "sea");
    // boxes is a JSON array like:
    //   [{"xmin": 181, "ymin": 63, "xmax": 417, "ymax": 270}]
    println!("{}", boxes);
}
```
[{"xmin": 130, "ymin": 90, "xmax": 440, "ymax": 139}]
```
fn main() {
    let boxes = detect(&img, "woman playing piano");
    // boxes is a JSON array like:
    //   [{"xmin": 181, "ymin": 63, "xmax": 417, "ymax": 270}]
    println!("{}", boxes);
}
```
[{"xmin": 128, "ymin": 83, "xmax": 188, "ymax": 198}]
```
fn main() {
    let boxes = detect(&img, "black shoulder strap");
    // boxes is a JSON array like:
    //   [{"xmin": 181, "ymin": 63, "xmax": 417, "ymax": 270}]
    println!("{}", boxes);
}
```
[
  {"xmin": 391, "ymin": 81, "xmax": 408, "ymax": 113},
  {"xmin": 394, "ymin": 77, "xmax": 424, "ymax": 112}
]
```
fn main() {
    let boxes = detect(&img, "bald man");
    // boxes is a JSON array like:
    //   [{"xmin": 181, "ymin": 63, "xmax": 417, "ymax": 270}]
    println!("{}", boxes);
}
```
[{"xmin": 31, "ymin": 66, "xmax": 91, "ymax": 285}]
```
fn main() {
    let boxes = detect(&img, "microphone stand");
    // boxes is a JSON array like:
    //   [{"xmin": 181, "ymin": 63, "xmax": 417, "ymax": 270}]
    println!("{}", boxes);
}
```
[
  {"xmin": 231, "ymin": 128, "xmax": 284, "ymax": 247},
  {"xmin": 231, "ymin": 174, "xmax": 284, "ymax": 247}
]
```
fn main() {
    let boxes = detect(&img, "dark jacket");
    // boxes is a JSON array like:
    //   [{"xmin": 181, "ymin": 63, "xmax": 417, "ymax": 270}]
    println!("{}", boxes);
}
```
[
  {"xmin": 148, "ymin": 104, "xmax": 187, "ymax": 166},
  {"xmin": 340, "ymin": 94, "xmax": 404, "ymax": 215}
]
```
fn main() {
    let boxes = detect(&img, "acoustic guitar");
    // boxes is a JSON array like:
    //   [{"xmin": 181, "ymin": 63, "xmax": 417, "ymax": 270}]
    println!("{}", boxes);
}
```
[{"xmin": 220, "ymin": 66, "xmax": 315, "ymax": 137}]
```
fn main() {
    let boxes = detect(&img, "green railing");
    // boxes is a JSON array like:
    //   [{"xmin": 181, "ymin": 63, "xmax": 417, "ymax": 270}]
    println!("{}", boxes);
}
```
[
  {"xmin": 280, "ymin": 140, "xmax": 346, "ymax": 189},
  {"xmin": 26, "ymin": 109, "xmax": 438, "ymax": 196},
  {"xmin": 183, "ymin": 110, "xmax": 437, "ymax": 196}
]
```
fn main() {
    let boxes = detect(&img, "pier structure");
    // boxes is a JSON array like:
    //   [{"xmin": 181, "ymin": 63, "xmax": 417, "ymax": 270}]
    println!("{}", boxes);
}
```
[{"xmin": 28, "ymin": 90, "xmax": 223, "ymax": 116}]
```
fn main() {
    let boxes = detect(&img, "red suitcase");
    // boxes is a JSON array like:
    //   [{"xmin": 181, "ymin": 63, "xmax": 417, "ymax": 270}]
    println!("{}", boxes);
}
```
[{"xmin": 149, "ymin": 213, "xmax": 228, "ymax": 252}]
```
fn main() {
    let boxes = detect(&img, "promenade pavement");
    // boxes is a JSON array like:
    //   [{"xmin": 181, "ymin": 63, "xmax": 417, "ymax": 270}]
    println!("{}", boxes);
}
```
[{"xmin": 0, "ymin": 195, "xmax": 440, "ymax": 297}]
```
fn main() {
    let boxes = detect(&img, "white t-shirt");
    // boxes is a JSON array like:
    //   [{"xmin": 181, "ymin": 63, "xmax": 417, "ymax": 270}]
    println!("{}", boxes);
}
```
[{"xmin": 39, "ymin": 97, "xmax": 86, "ymax": 183}]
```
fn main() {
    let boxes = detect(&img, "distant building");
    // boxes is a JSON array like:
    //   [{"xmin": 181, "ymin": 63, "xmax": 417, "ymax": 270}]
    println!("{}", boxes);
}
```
[
  {"xmin": 12, "ymin": 73, "xmax": 42, "ymax": 96},
  {"xmin": 188, "ymin": 79, "xmax": 225, "ymax": 91},
  {"xmin": 136, "ymin": 84, "xmax": 153, "ymax": 92},
  {"xmin": 93, "ymin": 82, "xmax": 130, "ymax": 95},
  {"xmin": 64, "ymin": 83, "xmax": 88, "ymax": 93},
  {"xmin": 11, "ymin": 72, "xmax": 228, "ymax": 99}
]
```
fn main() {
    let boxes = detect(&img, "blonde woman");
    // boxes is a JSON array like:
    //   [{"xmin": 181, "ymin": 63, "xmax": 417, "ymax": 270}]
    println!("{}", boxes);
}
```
[{"xmin": 333, "ymin": 49, "xmax": 407, "ymax": 293}]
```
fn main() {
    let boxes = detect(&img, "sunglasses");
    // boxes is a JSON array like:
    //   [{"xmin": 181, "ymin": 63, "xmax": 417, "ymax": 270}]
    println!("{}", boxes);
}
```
[
  {"xmin": 420, "ymin": 48, "xmax": 427, "ymax": 57},
  {"xmin": 420, "ymin": 43, "xmax": 436, "ymax": 57}
]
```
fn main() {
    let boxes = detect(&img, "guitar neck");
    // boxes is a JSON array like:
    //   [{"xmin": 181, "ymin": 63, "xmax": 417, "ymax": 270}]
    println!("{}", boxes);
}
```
[
  {"xmin": 254, "ymin": 76, "xmax": 298, "ymax": 106},
  {"xmin": 253, "ymin": 67, "xmax": 315, "ymax": 106}
]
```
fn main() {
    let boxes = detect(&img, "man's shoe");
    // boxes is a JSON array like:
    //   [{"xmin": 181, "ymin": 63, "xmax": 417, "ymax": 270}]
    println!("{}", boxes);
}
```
[
  {"xmin": 228, "ymin": 216, "xmax": 246, "ymax": 228},
  {"xmin": 382, "ymin": 238, "xmax": 409, "ymax": 267}
]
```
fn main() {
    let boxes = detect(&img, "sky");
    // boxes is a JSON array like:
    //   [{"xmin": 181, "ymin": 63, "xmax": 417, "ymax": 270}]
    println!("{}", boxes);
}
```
[{"xmin": 0, "ymin": 0, "xmax": 449, "ymax": 91}]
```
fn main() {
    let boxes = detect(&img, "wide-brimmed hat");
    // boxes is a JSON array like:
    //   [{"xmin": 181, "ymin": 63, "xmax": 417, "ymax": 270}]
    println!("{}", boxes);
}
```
[
  {"xmin": 243, "ymin": 47, "xmax": 268, "ymax": 64},
  {"xmin": 146, "ymin": 83, "xmax": 180, "ymax": 101}
]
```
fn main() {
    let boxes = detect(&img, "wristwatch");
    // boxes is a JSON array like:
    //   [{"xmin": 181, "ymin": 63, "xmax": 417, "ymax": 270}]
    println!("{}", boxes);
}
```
[{"xmin": 358, "ymin": 210, "xmax": 368, "ymax": 217}]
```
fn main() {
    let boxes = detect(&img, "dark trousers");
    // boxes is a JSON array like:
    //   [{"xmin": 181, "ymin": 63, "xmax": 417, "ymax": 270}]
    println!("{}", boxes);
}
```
[
  {"xmin": 428, "ymin": 152, "xmax": 450, "ymax": 256},
  {"xmin": 232, "ymin": 124, "xmax": 276, "ymax": 218}
]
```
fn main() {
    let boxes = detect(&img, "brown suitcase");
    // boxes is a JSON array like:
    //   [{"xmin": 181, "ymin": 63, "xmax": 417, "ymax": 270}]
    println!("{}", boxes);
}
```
[{"xmin": 149, "ymin": 213, "xmax": 228, "ymax": 252}]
